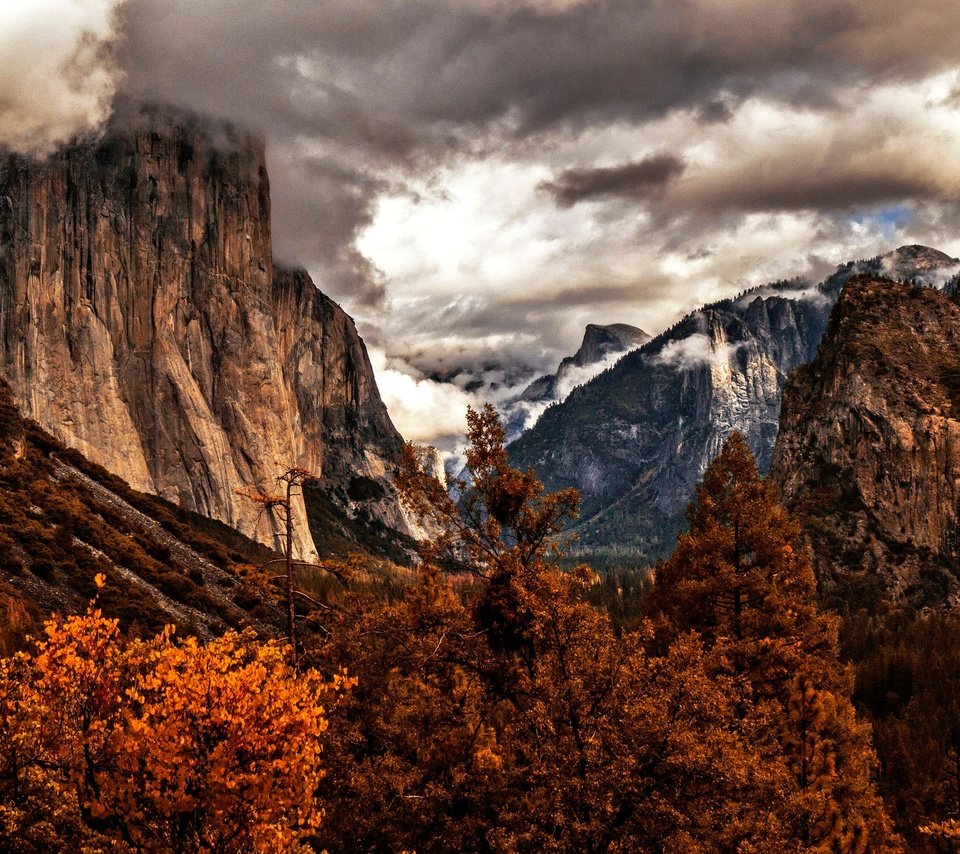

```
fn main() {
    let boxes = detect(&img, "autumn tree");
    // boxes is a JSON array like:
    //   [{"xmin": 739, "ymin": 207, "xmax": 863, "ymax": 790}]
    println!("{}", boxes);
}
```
[
  {"xmin": 0, "ymin": 578, "xmax": 347, "ymax": 852},
  {"xmin": 920, "ymin": 818, "xmax": 960, "ymax": 848},
  {"xmin": 312, "ymin": 407, "xmax": 795, "ymax": 852},
  {"xmin": 650, "ymin": 432, "xmax": 900, "ymax": 851}
]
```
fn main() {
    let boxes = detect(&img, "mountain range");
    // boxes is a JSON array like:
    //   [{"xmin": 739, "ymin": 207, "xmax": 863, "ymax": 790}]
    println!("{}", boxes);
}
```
[
  {"xmin": 2, "ymin": 103, "xmax": 960, "ymax": 616},
  {"xmin": 509, "ymin": 245, "xmax": 960, "ymax": 564}
]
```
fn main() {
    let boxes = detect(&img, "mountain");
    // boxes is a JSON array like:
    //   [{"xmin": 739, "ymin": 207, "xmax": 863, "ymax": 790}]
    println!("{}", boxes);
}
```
[
  {"xmin": 0, "ymin": 104, "xmax": 411, "ymax": 559},
  {"xmin": 771, "ymin": 277, "xmax": 960, "ymax": 608},
  {"xmin": 0, "ymin": 375, "xmax": 283, "ymax": 643},
  {"xmin": 520, "ymin": 323, "xmax": 651, "ymax": 403},
  {"xmin": 509, "ymin": 246, "xmax": 959, "ymax": 563}
]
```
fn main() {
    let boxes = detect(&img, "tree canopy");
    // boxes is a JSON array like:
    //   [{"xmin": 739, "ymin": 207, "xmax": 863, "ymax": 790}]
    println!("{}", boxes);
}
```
[
  {"xmin": 0, "ymin": 580, "xmax": 347, "ymax": 852},
  {"xmin": 649, "ymin": 432, "xmax": 899, "ymax": 852}
]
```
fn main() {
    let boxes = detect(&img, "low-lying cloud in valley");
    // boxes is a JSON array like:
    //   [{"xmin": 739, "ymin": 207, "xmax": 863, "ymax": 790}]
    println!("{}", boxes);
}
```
[
  {"xmin": 651, "ymin": 334, "xmax": 744, "ymax": 372},
  {"xmin": 7, "ymin": 0, "xmax": 960, "ymax": 446}
]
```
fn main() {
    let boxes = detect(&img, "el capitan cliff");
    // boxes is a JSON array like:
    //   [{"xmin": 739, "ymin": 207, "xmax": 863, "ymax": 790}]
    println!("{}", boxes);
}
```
[{"xmin": 0, "ymin": 105, "xmax": 409, "ymax": 558}]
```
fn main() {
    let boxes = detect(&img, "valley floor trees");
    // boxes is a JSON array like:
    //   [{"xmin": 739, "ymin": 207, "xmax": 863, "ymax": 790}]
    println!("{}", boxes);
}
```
[
  {"xmin": 650, "ymin": 433, "xmax": 899, "ymax": 852},
  {"xmin": 0, "ymin": 411, "xmax": 902, "ymax": 852},
  {"xmin": 309, "ymin": 409, "xmax": 897, "ymax": 852}
]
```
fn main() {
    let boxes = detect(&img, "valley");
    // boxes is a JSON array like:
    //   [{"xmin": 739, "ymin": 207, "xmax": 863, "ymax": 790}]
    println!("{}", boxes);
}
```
[{"xmin": 0, "ymin": 104, "xmax": 958, "ymax": 851}]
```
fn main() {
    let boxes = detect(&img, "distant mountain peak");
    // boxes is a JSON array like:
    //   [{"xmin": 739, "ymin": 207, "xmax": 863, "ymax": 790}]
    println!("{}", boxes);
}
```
[
  {"xmin": 518, "ymin": 322, "xmax": 650, "ymax": 404},
  {"xmin": 884, "ymin": 243, "xmax": 956, "ymax": 262},
  {"xmin": 509, "ymin": 244, "xmax": 960, "ymax": 563},
  {"xmin": 879, "ymin": 244, "xmax": 959, "ymax": 276},
  {"xmin": 572, "ymin": 323, "xmax": 651, "ymax": 368}
]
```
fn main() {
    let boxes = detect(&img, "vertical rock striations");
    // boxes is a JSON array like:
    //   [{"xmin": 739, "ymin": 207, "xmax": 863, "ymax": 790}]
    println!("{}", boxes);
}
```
[
  {"xmin": 0, "ymin": 106, "xmax": 408, "ymax": 557},
  {"xmin": 771, "ymin": 278, "xmax": 960, "ymax": 607}
]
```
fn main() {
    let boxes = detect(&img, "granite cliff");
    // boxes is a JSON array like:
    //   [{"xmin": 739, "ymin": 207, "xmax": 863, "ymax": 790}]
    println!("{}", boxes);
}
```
[
  {"xmin": 509, "ymin": 247, "xmax": 959, "ymax": 562},
  {"xmin": 0, "ymin": 106, "xmax": 409, "ymax": 558},
  {"xmin": 771, "ymin": 277, "xmax": 960, "ymax": 607}
]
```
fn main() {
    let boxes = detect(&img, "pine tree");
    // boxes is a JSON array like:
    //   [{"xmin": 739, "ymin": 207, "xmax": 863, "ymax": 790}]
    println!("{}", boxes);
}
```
[
  {"xmin": 650, "ymin": 431, "xmax": 901, "ymax": 852},
  {"xmin": 313, "ymin": 410, "xmax": 793, "ymax": 852}
]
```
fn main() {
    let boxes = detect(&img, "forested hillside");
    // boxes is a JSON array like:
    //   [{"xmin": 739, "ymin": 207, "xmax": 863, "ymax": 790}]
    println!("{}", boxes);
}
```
[
  {"xmin": 0, "ymin": 378, "xmax": 282, "ymax": 646},
  {"xmin": 2, "ymin": 405, "xmax": 930, "ymax": 851}
]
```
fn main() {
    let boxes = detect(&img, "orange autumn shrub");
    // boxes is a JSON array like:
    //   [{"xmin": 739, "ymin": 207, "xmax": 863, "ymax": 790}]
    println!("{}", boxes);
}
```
[{"xmin": 0, "ymin": 584, "xmax": 347, "ymax": 852}]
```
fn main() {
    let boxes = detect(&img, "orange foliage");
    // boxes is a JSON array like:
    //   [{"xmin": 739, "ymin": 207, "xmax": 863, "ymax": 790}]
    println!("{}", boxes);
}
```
[
  {"xmin": 0, "ymin": 596, "xmax": 347, "ymax": 852},
  {"xmin": 920, "ymin": 818, "xmax": 960, "ymax": 844},
  {"xmin": 314, "ymin": 407, "xmax": 796, "ymax": 852},
  {"xmin": 650, "ymin": 432, "xmax": 900, "ymax": 852}
]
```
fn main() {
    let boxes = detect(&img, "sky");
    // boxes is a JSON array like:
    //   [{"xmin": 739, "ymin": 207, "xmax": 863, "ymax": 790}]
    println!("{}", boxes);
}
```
[{"xmin": 4, "ymin": 0, "xmax": 960, "ymax": 448}]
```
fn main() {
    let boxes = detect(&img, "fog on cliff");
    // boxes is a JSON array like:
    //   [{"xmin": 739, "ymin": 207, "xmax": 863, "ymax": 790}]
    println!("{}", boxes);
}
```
[
  {"xmin": 0, "ymin": 1, "xmax": 124, "ymax": 154},
  {"xmin": 5, "ymin": 0, "xmax": 960, "ymax": 446}
]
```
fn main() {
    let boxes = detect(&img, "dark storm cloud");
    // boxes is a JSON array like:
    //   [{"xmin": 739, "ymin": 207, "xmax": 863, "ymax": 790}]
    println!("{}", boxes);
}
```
[
  {"xmin": 112, "ymin": 0, "xmax": 960, "ymax": 311},
  {"xmin": 697, "ymin": 98, "xmax": 737, "ymax": 125},
  {"xmin": 115, "ymin": 0, "xmax": 960, "ymax": 154},
  {"xmin": 539, "ymin": 154, "xmax": 685, "ymax": 207},
  {"xmin": 711, "ymin": 174, "xmax": 945, "ymax": 214},
  {"xmin": 270, "ymin": 154, "xmax": 394, "ymax": 306}
]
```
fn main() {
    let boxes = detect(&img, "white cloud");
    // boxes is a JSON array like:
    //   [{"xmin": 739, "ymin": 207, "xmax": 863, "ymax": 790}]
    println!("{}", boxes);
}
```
[
  {"xmin": 356, "ymin": 74, "xmax": 960, "ymax": 359},
  {"xmin": 734, "ymin": 281, "xmax": 832, "ymax": 309},
  {"xmin": 369, "ymin": 349, "xmax": 476, "ymax": 444},
  {"xmin": 651, "ymin": 333, "xmax": 743, "ymax": 371},
  {"xmin": 0, "ymin": 0, "xmax": 125, "ymax": 154},
  {"xmin": 553, "ymin": 350, "xmax": 632, "ymax": 400}
]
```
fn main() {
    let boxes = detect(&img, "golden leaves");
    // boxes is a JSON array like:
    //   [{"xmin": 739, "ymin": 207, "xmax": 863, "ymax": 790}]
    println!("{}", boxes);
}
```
[{"xmin": 0, "ymin": 605, "xmax": 347, "ymax": 851}]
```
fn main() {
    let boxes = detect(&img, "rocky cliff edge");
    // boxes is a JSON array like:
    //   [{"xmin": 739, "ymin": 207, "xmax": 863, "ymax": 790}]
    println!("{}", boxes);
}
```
[{"xmin": 0, "ymin": 105, "xmax": 411, "ymax": 559}]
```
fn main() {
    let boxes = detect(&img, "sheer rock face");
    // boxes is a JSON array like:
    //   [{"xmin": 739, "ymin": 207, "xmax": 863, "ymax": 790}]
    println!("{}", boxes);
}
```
[
  {"xmin": 771, "ymin": 278, "xmax": 960, "ymax": 606},
  {"xmin": 0, "ymin": 112, "xmax": 406, "ymax": 557},
  {"xmin": 511, "ymin": 287, "xmax": 832, "ymax": 559},
  {"xmin": 509, "ymin": 247, "xmax": 959, "ymax": 562}
]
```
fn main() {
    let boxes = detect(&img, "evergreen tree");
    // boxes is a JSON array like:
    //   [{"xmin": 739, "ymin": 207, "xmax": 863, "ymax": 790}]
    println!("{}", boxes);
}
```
[
  {"xmin": 313, "ymin": 410, "xmax": 793, "ymax": 852},
  {"xmin": 650, "ymin": 432, "xmax": 900, "ymax": 852}
]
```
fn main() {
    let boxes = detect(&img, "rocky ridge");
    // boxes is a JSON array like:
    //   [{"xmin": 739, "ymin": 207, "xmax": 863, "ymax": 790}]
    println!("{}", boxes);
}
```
[
  {"xmin": 0, "ymin": 105, "xmax": 409, "ymax": 558},
  {"xmin": 771, "ymin": 277, "xmax": 960, "ymax": 607},
  {"xmin": 520, "ymin": 323, "xmax": 651, "ymax": 403},
  {"xmin": 509, "ymin": 246, "xmax": 959, "ymax": 562},
  {"xmin": 0, "ymin": 376, "xmax": 282, "ymax": 640}
]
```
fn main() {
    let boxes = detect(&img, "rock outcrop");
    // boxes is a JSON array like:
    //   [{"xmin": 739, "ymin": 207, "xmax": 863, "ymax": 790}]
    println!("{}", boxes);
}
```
[
  {"xmin": 0, "ymin": 105, "xmax": 408, "ymax": 558},
  {"xmin": 509, "ymin": 247, "xmax": 959, "ymax": 562},
  {"xmin": 771, "ymin": 277, "xmax": 960, "ymax": 607},
  {"xmin": 414, "ymin": 445, "xmax": 447, "ymax": 486},
  {"xmin": 520, "ymin": 323, "xmax": 650, "ymax": 403}
]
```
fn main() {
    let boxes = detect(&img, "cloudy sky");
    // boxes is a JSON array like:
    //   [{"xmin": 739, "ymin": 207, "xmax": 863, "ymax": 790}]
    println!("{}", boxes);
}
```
[{"xmin": 5, "ymin": 0, "xmax": 960, "ymax": 447}]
